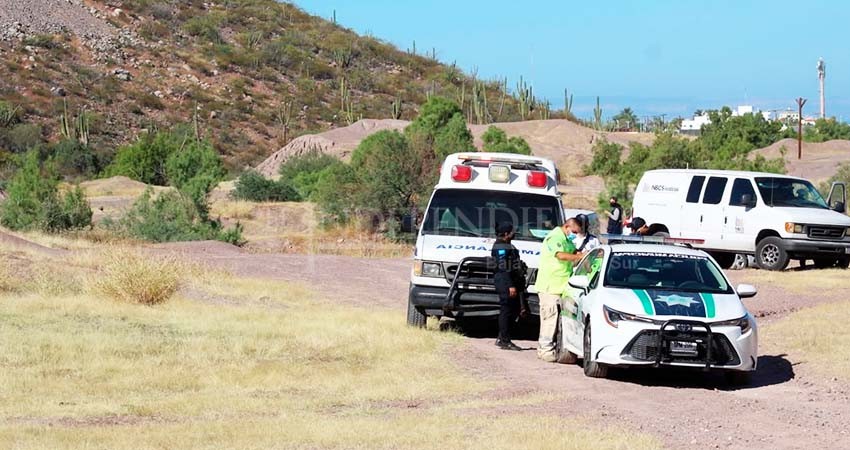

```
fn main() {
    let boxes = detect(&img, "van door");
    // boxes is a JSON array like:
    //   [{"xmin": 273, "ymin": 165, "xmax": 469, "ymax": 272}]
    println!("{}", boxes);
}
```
[
  {"xmin": 723, "ymin": 178, "xmax": 758, "ymax": 251},
  {"xmin": 700, "ymin": 176, "xmax": 729, "ymax": 248},
  {"xmin": 679, "ymin": 175, "xmax": 706, "ymax": 239}
]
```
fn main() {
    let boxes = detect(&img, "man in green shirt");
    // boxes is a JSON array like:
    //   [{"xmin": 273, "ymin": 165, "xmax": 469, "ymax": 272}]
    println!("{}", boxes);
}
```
[{"xmin": 534, "ymin": 217, "xmax": 585, "ymax": 362}]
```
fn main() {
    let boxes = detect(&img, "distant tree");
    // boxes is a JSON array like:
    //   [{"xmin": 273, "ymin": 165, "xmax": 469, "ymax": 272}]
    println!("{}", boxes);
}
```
[
  {"xmin": 481, "ymin": 126, "xmax": 532, "ymax": 155},
  {"xmin": 279, "ymin": 149, "xmax": 343, "ymax": 200},
  {"xmin": 350, "ymin": 130, "xmax": 421, "ymax": 219},
  {"xmin": 584, "ymin": 140, "xmax": 623, "ymax": 178},
  {"xmin": 612, "ymin": 107, "xmax": 639, "ymax": 130},
  {"xmin": 804, "ymin": 118, "xmax": 850, "ymax": 143},
  {"xmin": 232, "ymin": 171, "xmax": 298, "ymax": 202}
]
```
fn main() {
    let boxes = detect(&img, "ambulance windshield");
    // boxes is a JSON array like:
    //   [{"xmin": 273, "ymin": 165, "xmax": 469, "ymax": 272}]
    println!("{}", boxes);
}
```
[{"xmin": 420, "ymin": 189, "xmax": 562, "ymax": 241}]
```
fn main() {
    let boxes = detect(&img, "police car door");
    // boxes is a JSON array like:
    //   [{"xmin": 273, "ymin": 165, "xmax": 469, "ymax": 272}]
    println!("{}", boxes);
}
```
[{"xmin": 563, "ymin": 248, "xmax": 605, "ymax": 353}]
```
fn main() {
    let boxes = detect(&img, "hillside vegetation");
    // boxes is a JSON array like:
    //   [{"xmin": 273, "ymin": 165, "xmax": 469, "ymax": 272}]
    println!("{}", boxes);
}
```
[{"xmin": 0, "ymin": 0, "xmax": 566, "ymax": 177}]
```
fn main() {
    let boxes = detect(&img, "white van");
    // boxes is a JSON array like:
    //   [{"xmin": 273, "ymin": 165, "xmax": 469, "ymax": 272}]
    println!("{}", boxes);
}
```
[
  {"xmin": 406, "ymin": 152, "xmax": 565, "ymax": 327},
  {"xmin": 632, "ymin": 169, "xmax": 850, "ymax": 271}
]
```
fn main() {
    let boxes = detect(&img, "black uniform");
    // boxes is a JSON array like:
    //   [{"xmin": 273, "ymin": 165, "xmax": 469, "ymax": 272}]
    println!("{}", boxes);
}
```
[
  {"xmin": 607, "ymin": 202, "xmax": 624, "ymax": 235},
  {"xmin": 491, "ymin": 238, "xmax": 526, "ymax": 343}
]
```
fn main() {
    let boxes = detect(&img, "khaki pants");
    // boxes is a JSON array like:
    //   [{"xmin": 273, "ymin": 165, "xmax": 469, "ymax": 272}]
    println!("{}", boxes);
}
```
[{"xmin": 537, "ymin": 292, "xmax": 559, "ymax": 362}]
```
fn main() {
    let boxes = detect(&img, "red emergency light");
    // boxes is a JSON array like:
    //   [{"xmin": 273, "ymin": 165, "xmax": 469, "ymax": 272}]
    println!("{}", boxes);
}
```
[
  {"xmin": 527, "ymin": 171, "xmax": 547, "ymax": 188},
  {"xmin": 451, "ymin": 164, "xmax": 472, "ymax": 182}
]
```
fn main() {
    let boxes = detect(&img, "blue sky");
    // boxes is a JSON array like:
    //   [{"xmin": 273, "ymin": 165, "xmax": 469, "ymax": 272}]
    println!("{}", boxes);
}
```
[{"xmin": 294, "ymin": 1, "xmax": 850, "ymax": 121}]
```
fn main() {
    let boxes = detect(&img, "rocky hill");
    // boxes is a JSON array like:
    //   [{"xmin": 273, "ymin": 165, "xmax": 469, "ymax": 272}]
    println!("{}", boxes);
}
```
[
  {"xmin": 0, "ymin": 0, "xmax": 543, "ymax": 171},
  {"xmin": 755, "ymin": 138, "xmax": 850, "ymax": 183}
]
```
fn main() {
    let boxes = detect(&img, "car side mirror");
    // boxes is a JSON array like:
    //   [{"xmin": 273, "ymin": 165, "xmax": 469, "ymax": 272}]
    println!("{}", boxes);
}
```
[
  {"xmin": 741, "ymin": 194, "xmax": 756, "ymax": 208},
  {"xmin": 401, "ymin": 214, "xmax": 416, "ymax": 233},
  {"xmin": 568, "ymin": 275, "xmax": 590, "ymax": 290},
  {"xmin": 832, "ymin": 201, "xmax": 846, "ymax": 214},
  {"xmin": 736, "ymin": 284, "xmax": 758, "ymax": 299}
]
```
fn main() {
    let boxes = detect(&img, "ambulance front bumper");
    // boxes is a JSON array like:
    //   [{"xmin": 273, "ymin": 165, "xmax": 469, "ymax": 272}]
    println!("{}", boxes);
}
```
[{"xmin": 409, "ymin": 284, "xmax": 540, "ymax": 317}]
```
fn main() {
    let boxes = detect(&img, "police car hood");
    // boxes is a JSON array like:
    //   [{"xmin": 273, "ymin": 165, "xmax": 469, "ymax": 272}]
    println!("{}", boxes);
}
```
[
  {"xmin": 601, "ymin": 287, "xmax": 747, "ymax": 321},
  {"xmin": 418, "ymin": 235, "xmax": 542, "ymax": 267}
]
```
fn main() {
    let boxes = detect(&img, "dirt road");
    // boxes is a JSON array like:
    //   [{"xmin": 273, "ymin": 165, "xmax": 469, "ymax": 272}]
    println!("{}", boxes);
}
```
[{"xmin": 170, "ymin": 243, "xmax": 849, "ymax": 450}]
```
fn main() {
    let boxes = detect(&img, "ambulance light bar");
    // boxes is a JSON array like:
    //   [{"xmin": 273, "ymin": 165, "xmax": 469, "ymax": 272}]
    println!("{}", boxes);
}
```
[
  {"xmin": 457, "ymin": 154, "xmax": 544, "ymax": 166},
  {"xmin": 601, "ymin": 234, "xmax": 705, "ymax": 246},
  {"xmin": 488, "ymin": 164, "xmax": 510, "ymax": 183}
]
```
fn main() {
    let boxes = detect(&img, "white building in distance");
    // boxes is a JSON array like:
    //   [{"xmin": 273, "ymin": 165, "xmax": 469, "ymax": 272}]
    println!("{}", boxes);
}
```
[{"xmin": 680, "ymin": 105, "xmax": 774, "ymax": 135}]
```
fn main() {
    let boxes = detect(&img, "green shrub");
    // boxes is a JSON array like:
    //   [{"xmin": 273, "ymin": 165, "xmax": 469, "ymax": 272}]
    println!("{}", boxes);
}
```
[
  {"xmin": 106, "ymin": 131, "xmax": 176, "ymax": 185},
  {"xmin": 279, "ymin": 150, "xmax": 340, "ymax": 199},
  {"xmin": 6, "ymin": 123, "xmax": 43, "ymax": 153},
  {"xmin": 183, "ymin": 14, "xmax": 224, "ymax": 44},
  {"xmin": 232, "ymin": 171, "xmax": 297, "ymax": 202},
  {"xmin": 119, "ymin": 189, "xmax": 242, "ymax": 244},
  {"xmin": 0, "ymin": 101, "xmax": 21, "ymax": 128},
  {"xmin": 351, "ymin": 130, "xmax": 421, "ymax": 218},
  {"xmin": 165, "ymin": 137, "xmax": 226, "ymax": 212},
  {"xmin": 312, "ymin": 163, "xmax": 357, "ymax": 224},
  {"xmin": 481, "ymin": 126, "xmax": 532, "ymax": 155},
  {"xmin": 23, "ymin": 34, "xmax": 57, "ymax": 49},
  {"xmin": 51, "ymin": 139, "xmax": 100, "ymax": 178},
  {"xmin": 0, "ymin": 151, "xmax": 92, "ymax": 232}
]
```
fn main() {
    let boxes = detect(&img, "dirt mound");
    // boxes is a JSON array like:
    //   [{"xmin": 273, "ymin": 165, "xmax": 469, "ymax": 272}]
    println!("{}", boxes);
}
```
[
  {"xmin": 80, "ymin": 176, "xmax": 156, "ymax": 198},
  {"xmin": 756, "ymin": 138, "xmax": 850, "ymax": 182},
  {"xmin": 256, "ymin": 118, "xmax": 654, "ymax": 178},
  {"xmin": 256, "ymin": 119, "xmax": 409, "ymax": 176},
  {"xmin": 0, "ymin": 230, "xmax": 67, "ymax": 256},
  {"xmin": 149, "ymin": 240, "xmax": 245, "ymax": 258}
]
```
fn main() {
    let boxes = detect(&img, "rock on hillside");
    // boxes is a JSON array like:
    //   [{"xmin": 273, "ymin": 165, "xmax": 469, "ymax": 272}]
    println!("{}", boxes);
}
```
[
  {"xmin": 755, "ymin": 138, "xmax": 850, "ymax": 182},
  {"xmin": 256, "ymin": 119, "xmax": 408, "ymax": 177},
  {"xmin": 257, "ymin": 118, "xmax": 655, "ymax": 178}
]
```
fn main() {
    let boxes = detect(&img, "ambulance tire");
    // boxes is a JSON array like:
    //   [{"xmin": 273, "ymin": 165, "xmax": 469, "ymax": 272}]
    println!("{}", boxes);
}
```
[
  {"xmin": 554, "ymin": 318, "xmax": 578, "ymax": 365},
  {"xmin": 582, "ymin": 321, "xmax": 608, "ymax": 378},
  {"xmin": 755, "ymin": 237, "xmax": 789, "ymax": 271},
  {"xmin": 406, "ymin": 297, "xmax": 426, "ymax": 328}
]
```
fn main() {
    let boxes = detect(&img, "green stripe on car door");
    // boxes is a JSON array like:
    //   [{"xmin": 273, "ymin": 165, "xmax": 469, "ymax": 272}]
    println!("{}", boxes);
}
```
[
  {"xmin": 633, "ymin": 290, "xmax": 655, "ymax": 315},
  {"xmin": 700, "ymin": 293, "xmax": 716, "ymax": 318}
]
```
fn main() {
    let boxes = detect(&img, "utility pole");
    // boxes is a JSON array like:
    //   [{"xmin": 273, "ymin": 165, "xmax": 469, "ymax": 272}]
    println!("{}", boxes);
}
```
[
  {"xmin": 796, "ymin": 97, "xmax": 807, "ymax": 160},
  {"xmin": 818, "ymin": 58, "xmax": 826, "ymax": 119}
]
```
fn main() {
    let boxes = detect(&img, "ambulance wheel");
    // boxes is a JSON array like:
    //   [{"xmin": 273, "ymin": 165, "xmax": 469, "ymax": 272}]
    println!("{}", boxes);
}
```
[
  {"xmin": 406, "ymin": 298, "xmax": 426, "ymax": 328},
  {"xmin": 582, "ymin": 321, "xmax": 608, "ymax": 378},
  {"xmin": 554, "ymin": 318, "xmax": 578, "ymax": 365},
  {"xmin": 756, "ymin": 237, "xmax": 789, "ymax": 271}
]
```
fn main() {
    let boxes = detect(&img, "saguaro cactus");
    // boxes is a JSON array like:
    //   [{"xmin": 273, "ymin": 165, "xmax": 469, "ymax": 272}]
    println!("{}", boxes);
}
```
[
  {"xmin": 516, "ymin": 76, "xmax": 533, "ymax": 121},
  {"xmin": 564, "ymin": 88, "xmax": 574, "ymax": 116},
  {"xmin": 391, "ymin": 96, "xmax": 402, "ymax": 120},
  {"xmin": 593, "ymin": 96, "xmax": 603, "ymax": 130},
  {"xmin": 472, "ymin": 80, "xmax": 489, "ymax": 125}
]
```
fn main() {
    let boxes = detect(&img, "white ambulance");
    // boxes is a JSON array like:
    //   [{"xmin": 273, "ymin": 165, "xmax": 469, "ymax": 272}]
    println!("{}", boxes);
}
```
[
  {"xmin": 406, "ymin": 153, "xmax": 566, "ymax": 327},
  {"xmin": 631, "ymin": 169, "xmax": 850, "ymax": 271}
]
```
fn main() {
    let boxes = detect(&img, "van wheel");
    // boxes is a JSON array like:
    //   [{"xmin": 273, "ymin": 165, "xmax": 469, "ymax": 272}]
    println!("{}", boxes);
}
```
[
  {"xmin": 582, "ymin": 322, "xmax": 608, "ymax": 378},
  {"xmin": 711, "ymin": 252, "xmax": 736, "ymax": 270},
  {"xmin": 756, "ymin": 237, "xmax": 789, "ymax": 271},
  {"xmin": 555, "ymin": 317, "xmax": 578, "ymax": 365},
  {"xmin": 406, "ymin": 297, "xmax": 427, "ymax": 328},
  {"xmin": 839, "ymin": 257, "xmax": 850, "ymax": 269}
]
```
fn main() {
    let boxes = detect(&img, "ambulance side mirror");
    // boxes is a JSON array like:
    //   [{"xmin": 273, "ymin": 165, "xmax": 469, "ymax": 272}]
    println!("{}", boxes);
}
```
[{"xmin": 401, "ymin": 214, "xmax": 416, "ymax": 233}]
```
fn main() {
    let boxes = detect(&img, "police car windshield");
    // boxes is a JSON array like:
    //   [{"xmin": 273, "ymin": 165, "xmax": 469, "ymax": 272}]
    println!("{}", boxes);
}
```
[
  {"xmin": 604, "ymin": 252, "xmax": 732, "ymax": 294},
  {"xmin": 420, "ymin": 189, "xmax": 562, "ymax": 241},
  {"xmin": 755, "ymin": 177, "xmax": 829, "ymax": 209}
]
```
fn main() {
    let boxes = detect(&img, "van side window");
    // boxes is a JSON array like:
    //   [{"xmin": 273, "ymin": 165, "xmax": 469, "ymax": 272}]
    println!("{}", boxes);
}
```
[
  {"xmin": 686, "ymin": 176, "xmax": 706, "ymax": 203},
  {"xmin": 729, "ymin": 178, "xmax": 756, "ymax": 206},
  {"xmin": 702, "ymin": 177, "xmax": 728, "ymax": 205}
]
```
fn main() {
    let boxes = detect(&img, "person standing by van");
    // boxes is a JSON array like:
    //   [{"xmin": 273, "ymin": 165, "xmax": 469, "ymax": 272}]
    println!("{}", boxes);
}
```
[
  {"xmin": 534, "ymin": 218, "xmax": 584, "ymax": 362},
  {"xmin": 491, "ymin": 222, "xmax": 527, "ymax": 351},
  {"xmin": 606, "ymin": 197, "xmax": 624, "ymax": 235}
]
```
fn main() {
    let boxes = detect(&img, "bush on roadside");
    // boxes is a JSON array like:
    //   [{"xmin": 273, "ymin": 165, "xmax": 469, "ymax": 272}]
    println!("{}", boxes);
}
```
[
  {"xmin": 278, "ymin": 150, "xmax": 340, "ymax": 200},
  {"xmin": 481, "ymin": 126, "xmax": 532, "ymax": 155},
  {"xmin": 89, "ymin": 248, "xmax": 181, "ymax": 305},
  {"xmin": 232, "ymin": 171, "xmax": 297, "ymax": 202}
]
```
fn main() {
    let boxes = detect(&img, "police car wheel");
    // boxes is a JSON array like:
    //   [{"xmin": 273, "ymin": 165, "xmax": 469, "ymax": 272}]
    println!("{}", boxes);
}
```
[
  {"xmin": 406, "ymin": 298, "xmax": 427, "ymax": 328},
  {"xmin": 554, "ymin": 318, "xmax": 578, "ymax": 365},
  {"xmin": 582, "ymin": 321, "xmax": 608, "ymax": 378},
  {"xmin": 724, "ymin": 370, "xmax": 752, "ymax": 386}
]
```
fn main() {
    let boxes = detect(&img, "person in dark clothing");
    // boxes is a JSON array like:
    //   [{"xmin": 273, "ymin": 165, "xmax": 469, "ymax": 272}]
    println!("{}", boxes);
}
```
[
  {"xmin": 606, "ymin": 197, "xmax": 624, "ymax": 234},
  {"xmin": 628, "ymin": 217, "xmax": 650, "ymax": 236},
  {"xmin": 491, "ymin": 222, "xmax": 527, "ymax": 351}
]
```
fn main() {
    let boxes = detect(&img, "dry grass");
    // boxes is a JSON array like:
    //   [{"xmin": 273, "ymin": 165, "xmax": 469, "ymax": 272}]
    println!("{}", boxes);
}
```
[
  {"xmin": 0, "ymin": 251, "xmax": 659, "ymax": 450},
  {"xmin": 0, "ymin": 256, "xmax": 14, "ymax": 292},
  {"xmin": 209, "ymin": 199, "xmax": 255, "ymax": 220},
  {"xmin": 742, "ymin": 268, "xmax": 850, "ymax": 294},
  {"xmin": 88, "ymin": 249, "xmax": 182, "ymax": 305},
  {"xmin": 763, "ymin": 300, "xmax": 850, "ymax": 382}
]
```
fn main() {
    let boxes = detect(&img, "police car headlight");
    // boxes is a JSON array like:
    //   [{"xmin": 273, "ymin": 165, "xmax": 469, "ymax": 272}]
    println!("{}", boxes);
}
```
[
  {"xmin": 712, "ymin": 315, "xmax": 752, "ymax": 334},
  {"xmin": 603, "ymin": 305, "xmax": 658, "ymax": 328}
]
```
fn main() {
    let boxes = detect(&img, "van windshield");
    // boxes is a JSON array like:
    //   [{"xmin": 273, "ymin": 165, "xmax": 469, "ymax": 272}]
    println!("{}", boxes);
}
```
[
  {"xmin": 420, "ymin": 189, "xmax": 562, "ymax": 241},
  {"xmin": 755, "ymin": 177, "xmax": 829, "ymax": 209}
]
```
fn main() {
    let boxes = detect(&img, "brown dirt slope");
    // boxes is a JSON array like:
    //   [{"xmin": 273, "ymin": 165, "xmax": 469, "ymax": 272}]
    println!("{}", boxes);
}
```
[
  {"xmin": 257, "ymin": 118, "xmax": 654, "ymax": 178},
  {"xmin": 755, "ymin": 138, "xmax": 850, "ymax": 182}
]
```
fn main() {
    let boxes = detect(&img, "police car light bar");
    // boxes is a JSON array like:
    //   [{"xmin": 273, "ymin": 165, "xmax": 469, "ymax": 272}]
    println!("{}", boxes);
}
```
[
  {"xmin": 457, "ymin": 154, "xmax": 544, "ymax": 166},
  {"xmin": 600, "ymin": 234, "xmax": 705, "ymax": 246}
]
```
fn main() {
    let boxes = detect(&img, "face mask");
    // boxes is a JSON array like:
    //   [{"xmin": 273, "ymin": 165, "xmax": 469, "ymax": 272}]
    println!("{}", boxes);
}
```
[{"xmin": 567, "ymin": 232, "xmax": 577, "ymax": 241}]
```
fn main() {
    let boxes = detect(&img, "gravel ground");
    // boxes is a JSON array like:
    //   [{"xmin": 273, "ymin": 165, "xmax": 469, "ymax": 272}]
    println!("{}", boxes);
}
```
[{"xmin": 0, "ymin": 0, "xmax": 115, "ymax": 40}]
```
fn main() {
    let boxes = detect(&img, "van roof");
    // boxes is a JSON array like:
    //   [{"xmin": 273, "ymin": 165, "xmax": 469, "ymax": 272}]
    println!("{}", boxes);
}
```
[{"xmin": 643, "ymin": 169, "xmax": 805, "ymax": 180}]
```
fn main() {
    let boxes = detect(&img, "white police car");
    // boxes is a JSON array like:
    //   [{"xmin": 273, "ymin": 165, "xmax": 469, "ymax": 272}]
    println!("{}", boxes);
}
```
[{"xmin": 555, "ymin": 236, "xmax": 758, "ymax": 384}]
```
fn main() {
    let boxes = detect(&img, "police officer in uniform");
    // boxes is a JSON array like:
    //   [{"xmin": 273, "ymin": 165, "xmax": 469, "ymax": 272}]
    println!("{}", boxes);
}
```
[
  {"xmin": 606, "ymin": 196, "xmax": 624, "ymax": 235},
  {"xmin": 491, "ymin": 222, "xmax": 527, "ymax": 351}
]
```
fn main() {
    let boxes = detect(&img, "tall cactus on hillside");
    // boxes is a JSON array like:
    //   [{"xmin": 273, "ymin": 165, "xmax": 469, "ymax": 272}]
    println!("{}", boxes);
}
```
[
  {"xmin": 339, "ymin": 76, "xmax": 348, "ymax": 111},
  {"xmin": 540, "ymin": 100, "xmax": 550, "ymax": 120},
  {"xmin": 472, "ymin": 80, "xmax": 489, "ymax": 125},
  {"xmin": 593, "ymin": 96, "xmax": 603, "ymax": 130},
  {"xmin": 564, "ymin": 88, "xmax": 574, "ymax": 117},
  {"xmin": 59, "ymin": 99, "xmax": 90, "ymax": 146},
  {"xmin": 456, "ymin": 81, "xmax": 466, "ymax": 111},
  {"xmin": 391, "ymin": 96, "xmax": 402, "ymax": 120},
  {"xmin": 496, "ymin": 77, "xmax": 508, "ymax": 121},
  {"xmin": 516, "ymin": 76, "xmax": 533, "ymax": 121},
  {"xmin": 277, "ymin": 99, "xmax": 293, "ymax": 145}
]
